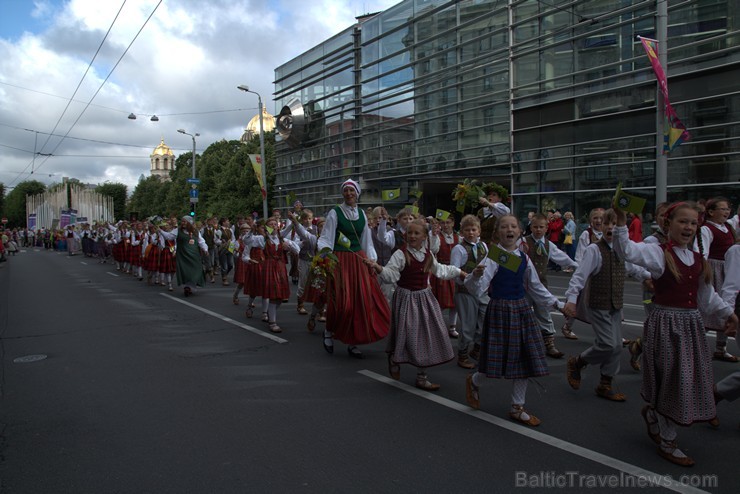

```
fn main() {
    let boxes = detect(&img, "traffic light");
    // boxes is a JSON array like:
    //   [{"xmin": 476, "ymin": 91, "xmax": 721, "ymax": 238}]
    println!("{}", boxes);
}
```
[{"xmin": 189, "ymin": 203, "xmax": 196, "ymax": 217}]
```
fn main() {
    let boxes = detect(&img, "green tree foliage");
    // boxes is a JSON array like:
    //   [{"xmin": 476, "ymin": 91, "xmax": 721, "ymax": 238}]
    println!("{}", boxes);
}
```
[
  {"xmin": 94, "ymin": 182, "xmax": 128, "ymax": 221},
  {"xmin": 127, "ymin": 175, "xmax": 170, "ymax": 218},
  {"xmin": 3, "ymin": 180, "xmax": 46, "ymax": 228},
  {"xmin": 0, "ymin": 183, "xmax": 6, "ymax": 217}
]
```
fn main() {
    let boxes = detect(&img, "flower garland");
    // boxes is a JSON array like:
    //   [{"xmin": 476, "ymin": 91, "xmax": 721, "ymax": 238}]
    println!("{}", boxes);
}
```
[{"xmin": 309, "ymin": 251, "xmax": 339, "ymax": 293}]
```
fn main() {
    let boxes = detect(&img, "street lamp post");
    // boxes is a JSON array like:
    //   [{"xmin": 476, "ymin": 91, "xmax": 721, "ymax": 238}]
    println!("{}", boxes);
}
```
[
  {"xmin": 177, "ymin": 128, "xmax": 199, "ymax": 180},
  {"xmin": 177, "ymin": 129, "xmax": 200, "ymax": 217},
  {"xmin": 237, "ymin": 84, "xmax": 268, "ymax": 220}
]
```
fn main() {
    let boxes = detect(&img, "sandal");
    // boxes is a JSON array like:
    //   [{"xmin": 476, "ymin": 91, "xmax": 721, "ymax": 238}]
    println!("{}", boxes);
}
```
[
  {"xmin": 261, "ymin": 312, "xmax": 269, "ymax": 323},
  {"xmin": 509, "ymin": 404, "xmax": 541, "ymax": 426},
  {"xmin": 232, "ymin": 296, "xmax": 239, "ymax": 305},
  {"xmin": 465, "ymin": 373, "xmax": 479, "ymax": 409},
  {"xmin": 322, "ymin": 330, "xmax": 334, "ymax": 354},
  {"xmin": 268, "ymin": 322, "xmax": 282, "ymax": 333},
  {"xmin": 629, "ymin": 339, "xmax": 642, "ymax": 371},
  {"xmin": 713, "ymin": 350, "xmax": 739, "ymax": 363},
  {"xmin": 448, "ymin": 325, "xmax": 459, "ymax": 338},
  {"xmin": 561, "ymin": 327, "xmax": 578, "ymax": 340},
  {"xmin": 307, "ymin": 316, "xmax": 316, "ymax": 332},
  {"xmin": 640, "ymin": 405, "xmax": 661, "ymax": 444},
  {"xmin": 297, "ymin": 306, "xmax": 308, "ymax": 315},
  {"xmin": 657, "ymin": 439, "xmax": 695, "ymax": 467},
  {"xmin": 387, "ymin": 354, "xmax": 400, "ymax": 380},
  {"xmin": 415, "ymin": 374, "xmax": 440, "ymax": 391},
  {"xmin": 245, "ymin": 308, "xmax": 253, "ymax": 318}
]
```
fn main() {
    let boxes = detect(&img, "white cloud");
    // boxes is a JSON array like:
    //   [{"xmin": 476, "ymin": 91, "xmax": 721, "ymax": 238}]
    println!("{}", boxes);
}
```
[{"xmin": 0, "ymin": 0, "xmax": 400, "ymax": 192}]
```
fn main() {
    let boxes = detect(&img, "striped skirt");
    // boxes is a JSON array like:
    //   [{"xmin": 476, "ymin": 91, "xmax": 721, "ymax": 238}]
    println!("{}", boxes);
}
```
[
  {"xmin": 386, "ymin": 286, "xmax": 454, "ymax": 368},
  {"xmin": 143, "ymin": 244, "xmax": 160, "ymax": 271},
  {"xmin": 478, "ymin": 297, "xmax": 548, "ymax": 379},
  {"xmin": 159, "ymin": 247, "xmax": 176, "ymax": 274},
  {"xmin": 641, "ymin": 305, "xmax": 715, "ymax": 425},
  {"xmin": 262, "ymin": 257, "xmax": 290, "ymax": 301},
  {"xmin": 233, "ymin": 257, "xmax": 248, "ymax": 285}
]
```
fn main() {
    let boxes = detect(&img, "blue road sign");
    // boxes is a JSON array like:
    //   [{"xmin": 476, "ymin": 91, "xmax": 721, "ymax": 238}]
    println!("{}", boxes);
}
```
[
  {"xmin": 186, "ymin": 178, "xmax": 201, "ymax": 184},
  {"xmin": 189, "ymin": 189, "xmax": 199, "ymax": 198}
]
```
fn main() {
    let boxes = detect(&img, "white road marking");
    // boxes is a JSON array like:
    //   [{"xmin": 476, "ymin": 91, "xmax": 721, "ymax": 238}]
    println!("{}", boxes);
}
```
[
  {"xmin": 160, "ymin": 293, "xmax": 288, "ymax": 344},
  {"xmin": 106, "ymin": 272, "xmax": 119, "ymax": 277},
  {"xmin": 359, "ymin": 370, "xmax": 710, "ymax": 494},
  {"xmin": 80, "ymin": 261, "xmax": 88, "ymax": 265}
]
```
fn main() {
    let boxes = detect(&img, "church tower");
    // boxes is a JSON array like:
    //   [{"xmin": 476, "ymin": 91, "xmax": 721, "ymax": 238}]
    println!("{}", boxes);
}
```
[{"xmin": 150, "ymin": 138, "xmax": 175, "ymax": 181}]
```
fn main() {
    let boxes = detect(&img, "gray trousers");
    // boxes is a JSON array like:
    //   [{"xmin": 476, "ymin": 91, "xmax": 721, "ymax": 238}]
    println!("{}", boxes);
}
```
[
  {"xmin": 454, "ymin": 291, "xmax": 486, "ymax": 355},
  {"xmin": 716, "ymin": 339, "xmax": 740, "ymax": 401},
  {"xmin": 580, "ymin": 308, "xmax": 622, "ymax": 377},
  {"xmin": 526, "ymin": 293, "xmax": 555, "ymax": 336}
]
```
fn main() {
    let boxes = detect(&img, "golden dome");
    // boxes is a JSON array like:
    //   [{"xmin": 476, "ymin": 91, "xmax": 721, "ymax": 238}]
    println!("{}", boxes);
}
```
[
  {"xmin": 151, "ymin": 138, "xmax": 174, "ymax": 157},
  {"xmin": 241, "ymin": 107, "xmax": 276, "ymax": 142}
]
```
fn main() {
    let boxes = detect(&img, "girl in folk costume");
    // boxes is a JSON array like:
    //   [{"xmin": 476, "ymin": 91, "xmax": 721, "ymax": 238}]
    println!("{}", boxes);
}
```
[
  {"xmin": 130, "ymin": 222, "xmax": 145, "ymax": 280},
  {"xmin": 215, "ymin": 217, "xmax": 235, "ymax": 286},
  {"xmin": 142, "ymin": 224, "xmax": 162, "ymax": 286},
  {"xmin": 429, "ymin": 214, "xmax": 460, "ymax": 338},
  {"xmin": 613, "ymin": 202, "xmax": 738, "ymax": 467},
  {"xmin": 700, "ymin": 197, "xmax": 739, "ymax": 362},
  {"xmin": 376, "ymin": 207, "xmax": 417, "ymax": 303},
  {"xmin": 295, "ymin": 217, "xmax": 327, "ymax": 332},
  {"xmin": 158, "ymin": 222, "xmax": 177, "ymax": 292},
  {"xmin": 464, "ymin": 215, "xmax": 565, "ymax": 426},
  {"xmin": 159, "ymin": 216, "xmax": 208, "ymax": 296},
  {"xmin": 317, "ymin": 179, "xmax": 391, "ymax": 358},
  {"xmin": 560, "ymin": 208, "xmax": 605, "ymax": 340},
  {"xmin": 231, "ymin": 221, "xmax": 252, "ymax": 305},
  {"xmin": 286, "ymin": 209, "xmax": 316, "ymax": 316},
  {"xmin": 119, "ymin": 222, "xmax": 133, "ymax": 274},
  {"xmin": 244, "ymin": 217, "xmax": 300, "ymax": 333},
  {"xmin": 365, "ymin": 219, "xmax": 465, "ymax": 390},
  {"xmin": 244, "ymin": 221, "xmax": 267, "ymax": 321}
]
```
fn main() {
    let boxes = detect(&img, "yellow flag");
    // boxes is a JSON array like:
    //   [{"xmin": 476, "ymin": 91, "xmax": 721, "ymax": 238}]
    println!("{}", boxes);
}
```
[
  {"xmin": 265, "ymin": 225, "xmax": 274, "ymax": 235},
  {"xmin": 435, "ymin": 209, "xmax": 451, "ymax": 221},
  {"xmin": 405, "ymin": 205, "xmax": 419, "ymax": 215},
  {"xmin": 381, "ymin": 188, "xmax": 400, "ymax": 201},
  {"xmin": 248, "ymin": 154, "xmax": 266, "ymax": 199},
  {"xmin": 614, "ymin": 183, "xmax": 646, "ymax": 215},
  {"xmin": 455, "ymin": 199, "xmax": 465, "ymax": 213},
  {"xmin": 487, "ymin": 243, "xmax": 522, "ymax": 273},
  {"xmin": 337, "ymin": 233, "xmax": 351, "ymax": 248},
  {"xmin": 409, "ymin": 189, "xmax": 423, "ymax": 199}
]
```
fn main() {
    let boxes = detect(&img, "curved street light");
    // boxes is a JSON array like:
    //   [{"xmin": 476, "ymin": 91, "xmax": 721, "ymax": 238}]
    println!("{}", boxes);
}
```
[{"xmin": 237, "ymin": 84, "xmax": 268, "ymax": 220}]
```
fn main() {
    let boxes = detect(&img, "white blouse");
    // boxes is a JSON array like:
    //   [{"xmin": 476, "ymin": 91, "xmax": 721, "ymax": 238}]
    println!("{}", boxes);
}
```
[{"xmin": 378, "ymin": 247, "xmax": 461, "ymax": 285}]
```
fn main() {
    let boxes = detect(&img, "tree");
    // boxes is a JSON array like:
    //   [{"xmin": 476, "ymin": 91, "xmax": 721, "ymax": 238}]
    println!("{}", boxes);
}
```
[
  {"xmin": 128, "ymin": 175, "xmax": 172, "ymax": 218},
  {"xmin": 0, "ymin": 182, "xmax": 5, "ymax": 218},
  {"xmin": 95, "ymin": 182, "xmax": 128, "ymax": 221},
  {"xmin": 3, "ymin": 180, "xmax": 46, "ymax": 228}
]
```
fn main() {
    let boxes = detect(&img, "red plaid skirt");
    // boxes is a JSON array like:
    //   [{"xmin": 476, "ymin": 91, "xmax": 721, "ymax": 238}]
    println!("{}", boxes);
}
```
[
  {"xmin": 143, "ymin": 244, "xmax": 160, "ymax": 271},
  {"xmin": 431, "ymin": 276, "xmax": 456, "ymax": 309},
  {"xmin": 262, "ymin": 257, "xmax": 290, "ymax": 301},
  {"xmin": 159, "ymin": 246, "xmax": 176, "ymax": 273},
  {"xmin": 244, "ymin": 249, "xmax": 265, "ymax": 297}
]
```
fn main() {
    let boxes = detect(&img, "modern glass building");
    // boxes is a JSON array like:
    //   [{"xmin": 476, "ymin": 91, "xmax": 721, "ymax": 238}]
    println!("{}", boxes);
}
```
[{"xmin": 273, "ymin": 0, "xmax": 739, "ymax": 223}]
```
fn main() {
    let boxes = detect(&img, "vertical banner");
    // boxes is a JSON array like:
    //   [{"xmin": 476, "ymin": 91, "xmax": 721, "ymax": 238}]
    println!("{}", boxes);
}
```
[
  {"xmin": 248, "ymin": 154, "xmax": 267, "ymax": 199},
  {"xmin": 639, "ymin": 36, "xmax": 691, "ymax": 153},
  {"xmin": 28, "ymin": 213, "xmax": 37, "ymax": 231},
  {"xmin": 60, "ymin": 209, "xmax": 70, "ymax": 229}
]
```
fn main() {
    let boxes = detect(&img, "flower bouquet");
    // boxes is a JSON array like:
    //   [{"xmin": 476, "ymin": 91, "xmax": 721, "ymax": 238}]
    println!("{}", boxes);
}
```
[
  {"xmin": 309, "ymin": 250, "xmax": 339, "ymax": 293},
  {"xmin": 452, "ymin": 179, "xmax": 485, "ymax": 213}
]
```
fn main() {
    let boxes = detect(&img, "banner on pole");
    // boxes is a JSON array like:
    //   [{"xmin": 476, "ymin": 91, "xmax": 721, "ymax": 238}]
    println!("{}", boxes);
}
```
[
  {"xmin": 248, "ymin": 154, "xmax": 267, "ymax": 199},
  {"xmin": 638, "ymin": 36, "xmax": 691, "ymax": 154}
]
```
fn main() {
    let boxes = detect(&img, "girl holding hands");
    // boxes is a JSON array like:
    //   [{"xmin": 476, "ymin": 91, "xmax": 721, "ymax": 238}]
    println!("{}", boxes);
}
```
[
  {"xmin": 365, "ymin": 219, "xmax": 465, "ymax": 391},
  {"xmin": 612, "ymin": 201, "xmax": 738, "ymax": 466}
]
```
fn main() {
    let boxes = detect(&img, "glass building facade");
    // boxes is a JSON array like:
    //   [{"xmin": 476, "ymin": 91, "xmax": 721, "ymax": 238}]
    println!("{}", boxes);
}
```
[{"xmin": 273, "ymin": 0, "xmax": 740, "ymax": 223}]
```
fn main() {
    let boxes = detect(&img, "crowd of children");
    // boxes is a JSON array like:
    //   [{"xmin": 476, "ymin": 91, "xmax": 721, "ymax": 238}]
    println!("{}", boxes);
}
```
[{"xmin": 10, "ymin": 185, "xmax": 740, "ymax": 467}]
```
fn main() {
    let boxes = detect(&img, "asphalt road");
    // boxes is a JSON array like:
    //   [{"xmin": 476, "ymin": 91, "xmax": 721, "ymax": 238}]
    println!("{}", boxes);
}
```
[{"xmin": 1, "ymin": 249, "xmax": 738, "ymax": 493}]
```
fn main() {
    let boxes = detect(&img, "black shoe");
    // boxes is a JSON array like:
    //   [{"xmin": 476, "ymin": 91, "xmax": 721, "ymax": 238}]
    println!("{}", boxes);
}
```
[
  {"xmin": 347, "ymin": 346, "xmax": 364, "ymax": 359},
  {"xmin": 323, "ymin": 331, "xmax": 334, "ymax": 354}
]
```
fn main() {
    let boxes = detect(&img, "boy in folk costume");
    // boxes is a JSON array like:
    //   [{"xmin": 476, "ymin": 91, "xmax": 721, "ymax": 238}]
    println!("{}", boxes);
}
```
[
  {"xmin": 200, "ymin": 217, "xmax": 218, "ymax": 283},
  {"xmin": 561, "ymin": 208, "xmax": 605, "ymax": 340},
  {"xmin": 476, "ymin": 183, "xmax": 510, "ymax": 244},
  {"xmin": 523, "ymin": 213, "xmax": 578, "ymax": 358},
  {"xmin": 370, "ymin": 207, "xmax": 394, "ymax": 267},
  {"xmin": 564, "ymin": 209, "xmax": 650, "ymax": 402},
  {"xmin": 451, "ymin": 214, "xmax": 488, "ymax": 369}
]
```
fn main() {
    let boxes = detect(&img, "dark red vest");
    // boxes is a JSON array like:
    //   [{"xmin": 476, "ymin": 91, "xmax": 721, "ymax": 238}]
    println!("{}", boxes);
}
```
[
  {"xmin": 705, "ymin": 222, "xmax": 734, "ymax": 260},
  {"xmin": 436, "ymin": 233, "xmax": 458, "ymax": 264},
  {"xmin": 653, "ymin": 249, "xmax": 703, "ymax": 308},
  {"xmin": 397, "ymin": 249, "xmax": 430, "ymax": 291}
]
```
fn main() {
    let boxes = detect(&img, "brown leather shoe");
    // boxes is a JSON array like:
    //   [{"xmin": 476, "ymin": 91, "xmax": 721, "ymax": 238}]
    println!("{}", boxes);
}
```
[
  {"xmin": 566, "ymin": 356, "xmax": 581, "ymax": 390},
  {"xmin": 595, "ymin": 383, "xmax": 627, "ymax": 402},
  {"xmin": 641, "ymin": 405, "xmax": 661, "ymax": 445},
  {"xmin": 465, "ymin": 373, "xmax": 479, "ymax": 409},
  {"xmin": 388, "ymin": 354, "xmax": 400, "ymax": 380},
  {"xmin": 509, "ymin": 405, "xmax": 541, "ymax": 426},
  {"xmin": 458, "ymin": 356, "xmax": 476, "ymax": 369},
  {"xmin": 657, "ymin": 440, "xmax": 695, "ymax": 467},
  {"xmin": 415, "ymin": 374, "xmax": 439, "ymax": 391}
]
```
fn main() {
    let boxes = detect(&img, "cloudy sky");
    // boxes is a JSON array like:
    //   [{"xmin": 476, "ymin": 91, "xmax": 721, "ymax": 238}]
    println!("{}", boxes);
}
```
[{"xmin": 0, "ymin": 0, "xmax": 399, "ymax": 192}]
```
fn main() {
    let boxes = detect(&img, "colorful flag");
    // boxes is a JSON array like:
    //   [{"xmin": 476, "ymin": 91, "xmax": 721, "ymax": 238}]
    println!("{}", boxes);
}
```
[
  {"xmin": 487, "ymin": 243, "xmax": 522, "ymax": 273},
  {"xmin": 639, "ymin": 36, "xmax": 691, "ymax": 154},
  {"xmin": 613, "ymin": 183, "xmax": 646, "ymax": 215},
  {"xmin": 248, "ymin": 154, "xmax": 267, "ymax": 199},
  {"xmin": 405, "ymin": 205, "xmax": 419, "ymax": 215},
  {"xmin": 455, "ymin": 199, "xmax": 465, "ymax": 213},
  {"xmin": 409, "ymin": 189, "xmax": 423, "ymax": 199},
  {"xmin": 337, "ymin": 233, "xmax": 351, "ymax": 248},
  {"xmin": 435, "ymin": 209, "xmax": 451, "ymax": 221},
  {"xmin": 382, "ymin": 188, "xmax": 400, "ymax": 201}
]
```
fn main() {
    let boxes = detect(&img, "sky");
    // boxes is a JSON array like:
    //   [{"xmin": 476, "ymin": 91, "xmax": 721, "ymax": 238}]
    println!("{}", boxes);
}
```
[{"xmin": 0, "ymin": 0, "xmax": 400, "ymax": 192}]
